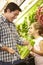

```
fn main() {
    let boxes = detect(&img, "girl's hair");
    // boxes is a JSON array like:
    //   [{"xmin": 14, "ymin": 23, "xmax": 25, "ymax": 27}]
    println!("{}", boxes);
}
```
[{"xmin": 32, "ymin": 22, "xmax": 43, "ymax": 36}]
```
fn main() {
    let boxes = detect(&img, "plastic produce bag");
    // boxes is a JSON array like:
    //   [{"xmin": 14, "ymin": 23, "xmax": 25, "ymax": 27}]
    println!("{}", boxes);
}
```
[{"xmin": 16, "ymin": 44, "xmax": 30, "ymax": 59}]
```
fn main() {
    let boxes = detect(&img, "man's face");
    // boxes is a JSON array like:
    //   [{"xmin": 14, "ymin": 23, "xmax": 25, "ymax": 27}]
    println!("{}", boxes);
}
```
[{"xmin": 7, "ymin": 10, "xmax": 20, "ymax": 22}]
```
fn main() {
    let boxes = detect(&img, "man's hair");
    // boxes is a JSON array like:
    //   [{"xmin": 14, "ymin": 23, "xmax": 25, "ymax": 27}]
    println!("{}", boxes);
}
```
[{"xmin": 4, "ymin": 2, "xmax": 21, "ymax": 12}]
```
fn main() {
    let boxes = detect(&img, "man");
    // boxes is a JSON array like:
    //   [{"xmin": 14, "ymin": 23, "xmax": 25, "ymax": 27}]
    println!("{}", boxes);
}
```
[{"xmin": 0, "ymin": 2, "xmax": 28, "ymax": 65}]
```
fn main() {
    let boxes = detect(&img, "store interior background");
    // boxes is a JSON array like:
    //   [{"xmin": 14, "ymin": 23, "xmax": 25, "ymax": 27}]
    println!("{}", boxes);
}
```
[{"xmin": 0, "ymin": 0, "xmax": 43, "ymax": 61}]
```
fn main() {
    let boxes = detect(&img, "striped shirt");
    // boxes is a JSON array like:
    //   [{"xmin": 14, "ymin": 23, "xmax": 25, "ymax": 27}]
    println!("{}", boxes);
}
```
[{"xmin": 0, "ymin": 15, "xmax": 23, "ymax": 62}]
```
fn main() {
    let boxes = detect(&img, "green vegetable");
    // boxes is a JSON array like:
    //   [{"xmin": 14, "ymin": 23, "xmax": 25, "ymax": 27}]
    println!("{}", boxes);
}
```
[
  {"xmin": 20, "ymin": 46, "xmax": 30, "ymax": 59},
  {"xmin": 16, "ymin": 44, "xmax": 30, "ymax": 59}
]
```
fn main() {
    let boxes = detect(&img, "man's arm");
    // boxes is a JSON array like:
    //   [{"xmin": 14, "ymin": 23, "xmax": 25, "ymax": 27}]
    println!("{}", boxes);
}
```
[
  {"xmin": 0, "ymin": 23, "xmax": 15, "ymax": 54},
  {"xmin": 0, "ymin": 45, "xmax": 15, "ymax": 54}
]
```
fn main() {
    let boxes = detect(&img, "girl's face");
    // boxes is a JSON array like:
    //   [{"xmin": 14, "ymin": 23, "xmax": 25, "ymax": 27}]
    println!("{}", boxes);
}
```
[
  {"xmin": 6, "ymin": 9, "xmax": 19, "ymax": 22},
  {"xmin": 29, "ymin": 24, "xmax": 36, "ymax": 36}
]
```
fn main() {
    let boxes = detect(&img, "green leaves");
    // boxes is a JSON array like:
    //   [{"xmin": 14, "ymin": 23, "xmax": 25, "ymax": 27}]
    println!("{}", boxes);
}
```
[
  {"xmin": 29, "ymin": 13, "xmax": 36, "ymax": 24},
  {"xmin": 16, "ymin": 17, "xmax": 28, "ymax": 38}
]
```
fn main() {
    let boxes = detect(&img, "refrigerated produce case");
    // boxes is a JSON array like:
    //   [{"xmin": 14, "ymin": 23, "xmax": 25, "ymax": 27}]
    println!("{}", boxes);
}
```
[
  {"xmin": 14, "ymin": 0, "xmax": 43, "ymax": 40},
  {"xmin": 13, "ymin": 0, "xmax": 43, "ymax": 65},
  {"xmin": 14, "ymin": 0, "xmax": 43, "ymax": 25}
]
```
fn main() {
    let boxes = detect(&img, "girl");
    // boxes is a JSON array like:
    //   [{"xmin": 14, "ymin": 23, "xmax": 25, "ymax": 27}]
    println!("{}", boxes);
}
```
[{"xmin": 29, "ymin": 22, "xmax": 43, "ymax": 65}]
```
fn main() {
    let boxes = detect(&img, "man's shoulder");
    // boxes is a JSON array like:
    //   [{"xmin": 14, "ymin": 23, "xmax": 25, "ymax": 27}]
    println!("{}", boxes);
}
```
[
  {"xmin": 0, "ymin": 15, "xmax": 6, "ymax": 26},
  {"xmin": 0, "ymin": 15, "xmax": 4, "ymax": 24}
]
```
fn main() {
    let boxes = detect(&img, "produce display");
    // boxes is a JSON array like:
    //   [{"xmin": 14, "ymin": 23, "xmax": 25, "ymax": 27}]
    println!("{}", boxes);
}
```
[{"xmin": 35, "ymin": 6, "xmax": 43, "ymax": 26}]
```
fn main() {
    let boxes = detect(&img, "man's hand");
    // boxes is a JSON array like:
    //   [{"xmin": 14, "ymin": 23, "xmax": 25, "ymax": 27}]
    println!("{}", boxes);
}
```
[
  {"xmin": 7, "ymin": 48, "xmax": 15, "ymax": 54},
  {"xmin": 0, "ymin": 46, "xmax": 15, "ymax": 54}
]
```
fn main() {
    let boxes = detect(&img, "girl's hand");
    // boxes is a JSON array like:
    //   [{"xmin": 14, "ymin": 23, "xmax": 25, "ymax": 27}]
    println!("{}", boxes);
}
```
[{"xmin": 27, "ymin": 44, "xmax": 33, "ymax": 50}]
